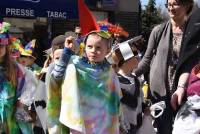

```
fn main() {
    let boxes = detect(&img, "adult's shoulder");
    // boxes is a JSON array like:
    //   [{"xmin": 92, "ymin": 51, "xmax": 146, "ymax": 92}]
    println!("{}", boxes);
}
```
[
  {"xmin": 190, "ymin": 8, "xmax": 200, "ymax": 21},
  {"xmin": 150, "ymin": 21, "xmax": 170, "ymax": 38},
  {"xmin": 183, "ymin": 8, "xmax": 200, "ymax": 45},
  {"xmin": 185, "ymin": 8, "xmax": 200, "ymax": 32},
  {"xmin": 152, "ymin": 21, "xmax": 169, "ymax": 31}
]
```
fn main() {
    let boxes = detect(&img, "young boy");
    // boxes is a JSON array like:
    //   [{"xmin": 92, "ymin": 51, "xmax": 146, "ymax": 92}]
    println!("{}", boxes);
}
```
[
  {"xmin": 50, "ymin": 30, "xmax": 121, "ymax": 134},
  {"xmin": 106, "ymin": 36, "xmax": 155, "ymax": 134}
]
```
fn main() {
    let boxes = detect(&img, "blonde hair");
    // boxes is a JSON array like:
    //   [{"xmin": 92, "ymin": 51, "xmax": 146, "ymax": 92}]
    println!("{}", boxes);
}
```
[
  {"xmin": 86, "ymin": 33, "xmax": 111, "ymax": 49},
  {"xmin": 4, "ymin": 45, "xmax": 17, "ymax": 87}
]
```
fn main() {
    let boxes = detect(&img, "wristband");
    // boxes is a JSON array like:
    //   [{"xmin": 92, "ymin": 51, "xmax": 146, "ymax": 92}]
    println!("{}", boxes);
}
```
[{"xmin": 177, "ymin": 85, "xmax": 185, "ymax": 89}]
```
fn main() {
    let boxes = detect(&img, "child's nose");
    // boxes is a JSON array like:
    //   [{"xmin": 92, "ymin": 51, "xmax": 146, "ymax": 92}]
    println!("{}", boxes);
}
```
[{"xmin": 91, "ymin": 47, "xmax": 96, "ymax": 52}]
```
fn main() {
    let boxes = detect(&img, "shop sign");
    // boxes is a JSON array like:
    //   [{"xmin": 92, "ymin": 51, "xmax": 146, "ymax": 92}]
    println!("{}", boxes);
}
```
[
  {"xmin": 103, "ymin": 0, "xmax": 116, "ymax": 6},
  {"xmin": 0, "ymin": 0, "xmax": 78, "ymax": 19}
]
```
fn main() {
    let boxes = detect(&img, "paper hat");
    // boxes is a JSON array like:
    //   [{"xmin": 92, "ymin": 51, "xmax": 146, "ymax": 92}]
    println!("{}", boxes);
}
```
[
  {"xmin": 20, "ymin": 39, "xmax": 37, "ymax": 59},
  {"xmin": 84, "ymin": 30, "xmax": 112, "ymax": 48},
  {"xmin": 78, "ymin": 0, "xmax": 99, "ymax": 36},
  {"xmin": 0, "ymin": 22, "xmax": 11, "ymax": 46},
  {"xmin": 106, "ymin": 35, "xmax": 143, "ymax": 65}
]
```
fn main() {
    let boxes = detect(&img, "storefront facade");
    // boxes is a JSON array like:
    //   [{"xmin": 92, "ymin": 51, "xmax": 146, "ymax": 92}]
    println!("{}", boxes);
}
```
[{"xmin": 0, "ymin": 0, "xmax": 141, "ymax": 66}]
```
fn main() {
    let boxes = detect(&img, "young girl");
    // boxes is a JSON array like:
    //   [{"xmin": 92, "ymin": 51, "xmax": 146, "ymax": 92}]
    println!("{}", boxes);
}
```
[
  {"xmin": 49, "ymin": 30, "xmax": 121, "ymax": 134},
  {"xmin": 0, "ymin": 22, "xmax": 33, "ymax": 133}
]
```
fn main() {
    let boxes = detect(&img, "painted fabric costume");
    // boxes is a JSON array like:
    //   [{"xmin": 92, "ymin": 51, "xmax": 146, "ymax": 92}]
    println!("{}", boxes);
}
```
[
  {"xmin": 26, "ymin": 63, "xmax": 42, "ymax": 75},
  {"xmin": 46, "ymin": 63, "xmax": 69, "ymax": 134},
  {"xmin": 49, "ymin": 48, "xmax": 121, "ymax": 134},
  {"xmin": 0, "ymin": 62, "xmax": 34, "ymax": 134}
]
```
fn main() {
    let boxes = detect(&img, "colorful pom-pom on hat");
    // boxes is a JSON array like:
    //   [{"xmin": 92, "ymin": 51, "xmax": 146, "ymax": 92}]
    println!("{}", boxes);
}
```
[
  {"xmin": 10, "ymin": 37, "xmax": 24, "ymax": 58},
  {"xmin": 98, "ymin": 21, "xmax": 129, "ymax": 38},
  {"xmin": 0, "ymin": 22, "xmax": 11, "ymax": 46}
]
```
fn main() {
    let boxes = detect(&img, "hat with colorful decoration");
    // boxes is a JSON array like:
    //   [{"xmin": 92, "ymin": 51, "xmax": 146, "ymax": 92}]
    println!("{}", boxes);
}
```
[
  {"xmin": 98, "ymin": 21, "xmax": 129, "ymax": 38},
  {"xmin": 83, "ymin": 30, "xmax": 112, "ymax": 49},
  {"xmin": 20, "ymin": 39, "xmax": 37, "ymax": 59},
  {"xmin": 10, "ymin": 37, "xmax": 24, "ymax": 58},
  {"xmin": 0, "ymin": 22, "xmax": 11, "ymax": 46}
]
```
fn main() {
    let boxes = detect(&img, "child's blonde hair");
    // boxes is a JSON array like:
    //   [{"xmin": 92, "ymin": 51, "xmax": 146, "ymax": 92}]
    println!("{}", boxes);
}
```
[
  {"xmin": 84, "ymin": 30, "xmax": 112, "ymax": 49},
  {"xmin": 5, "ymin": 45, "xmax": 17, "ymax": 87}
]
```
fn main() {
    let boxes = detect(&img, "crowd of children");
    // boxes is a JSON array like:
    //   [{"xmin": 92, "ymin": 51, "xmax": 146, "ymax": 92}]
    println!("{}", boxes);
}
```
[{"xmin": 0, "ymin": 6, "xmax": 200, "ymax": 134}]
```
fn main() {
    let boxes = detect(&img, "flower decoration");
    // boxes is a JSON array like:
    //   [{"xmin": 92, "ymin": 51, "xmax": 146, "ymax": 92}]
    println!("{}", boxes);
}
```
[
  {"xmin": 10, "ymin": 37, "xmax": 24, "ymax": 58},
  {"xmin": 0, "ymin": 22, "xmax": 11, "ymax": 46},
  {"xmin": 98, "ymin": 21, "xmax": 129, "ymax": 37},
  {"xmin": 0, "ymin": 22, "xmax": 11, "ymax": 34}
]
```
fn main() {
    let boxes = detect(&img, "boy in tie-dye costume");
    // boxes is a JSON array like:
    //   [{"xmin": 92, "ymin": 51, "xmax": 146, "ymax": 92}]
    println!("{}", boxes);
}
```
[{"xmin": 48, "ymin": 30, "xmax": 121, "ymax": 134}]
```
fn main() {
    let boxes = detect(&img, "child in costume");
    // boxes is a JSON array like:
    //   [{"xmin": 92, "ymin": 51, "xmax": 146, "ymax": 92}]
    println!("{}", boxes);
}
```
[
  {"xmin": 106, "ymin": 36, "xmax": 156, "ymax": 134},
  {"xmin": 0, "ymin": 22, "xmax": 35, "ymax": 134},
  {"xmin": 45, "ymin": 35, "xmax": 69, "ymax": 134},
  {"xmin": 41, "ymin": 35, "xmax": 67, "ymax": 80},
  {"xmin": 172, "ymin": 62, "xmax": 200, "ymax": 134},
  {"xmin": 50, "ymin": 30, "xmax": 121, "ymax": 134},
  {"xmin": 10, "ymin": 37, "xmax": 47, "ymax": 133},
  {"xmin": 17, "ymin": 39, "xmax": 42, "ymax": 77}
]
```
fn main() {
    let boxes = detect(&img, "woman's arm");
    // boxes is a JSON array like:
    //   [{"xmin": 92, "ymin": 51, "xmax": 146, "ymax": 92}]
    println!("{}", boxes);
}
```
[
  {"xmin": 171, "ymin": 72, "xmax": 190, "ymax": 110},
  {"xmin": 134, "ymin": 25, "xmax": 161, "ymax": 76}
]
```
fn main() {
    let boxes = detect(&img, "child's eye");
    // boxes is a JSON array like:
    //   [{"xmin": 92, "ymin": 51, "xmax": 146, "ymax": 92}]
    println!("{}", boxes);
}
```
[
  {"xmin": 96, "ymin": 46, "xmax": 101, "ymax": 49},
  {"xmin": 87, "ymin": 45, "xmax": 92, "ymax": 48}
]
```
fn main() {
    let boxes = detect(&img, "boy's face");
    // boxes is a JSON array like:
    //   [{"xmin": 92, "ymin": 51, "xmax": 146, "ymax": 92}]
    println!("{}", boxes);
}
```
[
  {"xmin": 85, "ymin": 34, "xmax": 109, "ymax": 63},
  {"xmin": 106, "ymin": 42, "xmax": 139, "ymax": 74},
  {"xmin": 17, "ymin": 56, "xmax": 35, "ymax": 66},
  {"xmin": 53, "ymin": 49, "xmax": 63, "ymax": 62}
]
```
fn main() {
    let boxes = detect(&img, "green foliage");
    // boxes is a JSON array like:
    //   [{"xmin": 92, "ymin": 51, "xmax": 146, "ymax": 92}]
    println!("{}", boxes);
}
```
[{"xmin": 141, "ymin": 0, "xmax": 164, "ymax": 40}]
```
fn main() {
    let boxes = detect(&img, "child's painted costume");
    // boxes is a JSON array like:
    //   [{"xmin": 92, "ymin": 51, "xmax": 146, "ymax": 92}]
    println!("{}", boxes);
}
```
[
  {"xmin": 48, "ymin": 48, "xmax": 121, "ymax": 134},
  {"xmin": 0, "ymin": 62, "xmax": 36, "ymax": 134}
]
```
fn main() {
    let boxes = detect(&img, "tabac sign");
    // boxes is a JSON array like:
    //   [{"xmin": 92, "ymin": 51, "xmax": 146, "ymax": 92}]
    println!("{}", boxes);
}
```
[{"xmin": 0, "ymin": 0, "xmax": 78, "ymax": 19}]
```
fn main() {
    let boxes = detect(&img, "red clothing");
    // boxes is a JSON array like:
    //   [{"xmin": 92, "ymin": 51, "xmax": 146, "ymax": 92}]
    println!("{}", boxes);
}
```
[{"xmin": 187, "ymin": 64, "xmax": 200, "ymax": 96}]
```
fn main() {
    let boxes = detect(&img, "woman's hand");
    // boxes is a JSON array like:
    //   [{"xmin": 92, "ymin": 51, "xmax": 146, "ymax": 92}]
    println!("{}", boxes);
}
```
[
  {"xmin": 170, "ymin": 87, "xmax": 185, "ymax": 110},
  {"xmin": 64, "ymin": 36, "xmax": 75, "ymax": 52}
]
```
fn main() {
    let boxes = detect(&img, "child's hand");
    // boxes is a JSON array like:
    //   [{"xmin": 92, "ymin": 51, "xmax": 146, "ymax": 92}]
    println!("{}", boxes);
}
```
[
  {"xmin": 65, "ymin": 36, "xmax": 75, "ymax": 52},
  {"xmin": 170, "ymin": 87, "xmax": 185, "ymax": 110}
]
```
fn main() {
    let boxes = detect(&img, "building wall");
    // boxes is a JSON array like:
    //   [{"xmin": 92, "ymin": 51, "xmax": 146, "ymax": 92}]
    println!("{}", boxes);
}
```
[
  {"xmin": 87, "ymin": 0, "xmax": 141, "ymax": 37},
  {"xmin": 117, "ymin": 0, "xmax": 139, "ymax": 12}
]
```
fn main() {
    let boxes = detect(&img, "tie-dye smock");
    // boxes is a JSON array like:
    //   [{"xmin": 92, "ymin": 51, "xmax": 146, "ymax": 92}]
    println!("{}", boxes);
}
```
[
  {"xmin": 50, "ymin": 48, "xmax": 121, "ymax": 134},
  {"xmin": 0, "ymin": 62, "xmax": 33, "ymax": 134}
]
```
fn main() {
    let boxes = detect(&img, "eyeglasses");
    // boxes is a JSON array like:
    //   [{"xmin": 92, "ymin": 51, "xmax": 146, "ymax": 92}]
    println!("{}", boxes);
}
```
[{"xmin": 165, "ymin": 2, "xmax": 180, "ymax": 8}]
